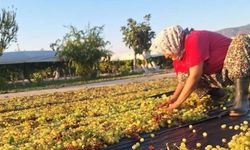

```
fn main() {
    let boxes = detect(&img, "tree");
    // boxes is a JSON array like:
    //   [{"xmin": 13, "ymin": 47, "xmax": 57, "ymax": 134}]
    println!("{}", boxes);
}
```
[
  {"xmin": 0, "ymin": 7, "xmax": 18, "ymax": 55},
  {"xmin": 50, "ymin": 25, "xmax": 112, "ymax": 77},
  {"xmin": 121, "ymin": 14, "xmax": 155, "ymax": 70}
]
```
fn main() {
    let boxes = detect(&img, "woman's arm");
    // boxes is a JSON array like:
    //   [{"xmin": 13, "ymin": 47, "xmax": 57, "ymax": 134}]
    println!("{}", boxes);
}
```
[
  {"xmin": 171, "ymin": 72, "xmax": 189, "ymax": 101},
  {"xmin": 170, "ymin": 82, "xmax": 184, "ymax": 102},
  {"xmin": 167, "ymin": 62, "xmax": 204, "ymax": 111}
]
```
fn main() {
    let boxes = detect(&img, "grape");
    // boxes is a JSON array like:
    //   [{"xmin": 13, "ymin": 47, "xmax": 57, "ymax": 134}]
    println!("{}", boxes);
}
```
[
  {"xmin": 221, "ymin": 124, "xmax": 227, "ymax": 129},
  {"xmin": 150, "ymin": 133, "xmax": 155, "ymax": 138},
  {"xmin": 196, "ymin": 142, "xmax": 201, "ymax": 147},
  {"xmin": 222, "ymin": 138, "xmax": 227, "ymax": 143},
  {"xmin": 203, "ymin": 132, "xmax": 208, "ymax": 137},
  {"xmin": 243, "ymin": 121, "xmax": 248, "ymax": 125}
]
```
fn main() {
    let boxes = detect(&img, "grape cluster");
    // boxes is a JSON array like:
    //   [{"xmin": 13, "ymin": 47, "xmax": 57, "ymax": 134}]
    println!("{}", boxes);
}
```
[{"xmin": 0, "ymin": 78, "xmax": 232, "ymax": 150}]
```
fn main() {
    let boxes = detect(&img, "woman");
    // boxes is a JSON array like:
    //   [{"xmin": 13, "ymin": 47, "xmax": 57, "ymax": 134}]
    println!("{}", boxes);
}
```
[{"xmin": 150, "ymin": 25, "xmax": 250, "ymax": 117}]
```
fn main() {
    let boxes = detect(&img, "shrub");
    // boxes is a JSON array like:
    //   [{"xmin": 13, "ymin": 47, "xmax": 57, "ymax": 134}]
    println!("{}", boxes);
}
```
[{"xmin": 32, "ymin": 72, "xmax": 43, "ymax": 84}]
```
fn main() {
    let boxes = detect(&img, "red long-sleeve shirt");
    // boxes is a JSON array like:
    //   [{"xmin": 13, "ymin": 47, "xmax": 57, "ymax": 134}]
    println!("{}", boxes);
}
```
[{"xmin": 173, "ymin": 30, "xmax": 232, "ymax": 75}]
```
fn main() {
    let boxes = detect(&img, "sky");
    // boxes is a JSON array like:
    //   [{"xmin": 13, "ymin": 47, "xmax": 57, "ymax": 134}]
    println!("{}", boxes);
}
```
[{"xmin": 1, "ymin": 0, "xmax": 250, "ymax": 58}]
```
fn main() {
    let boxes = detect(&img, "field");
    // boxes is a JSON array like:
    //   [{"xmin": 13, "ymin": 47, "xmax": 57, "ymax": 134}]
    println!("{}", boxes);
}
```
[{"xmin": 0, "ymin": 78, "xmax": 249, "ymax": 150}]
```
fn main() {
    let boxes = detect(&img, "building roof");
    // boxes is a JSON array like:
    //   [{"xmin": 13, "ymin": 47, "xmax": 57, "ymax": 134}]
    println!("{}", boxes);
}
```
[
  {"xmin": 111, "ymin": 52, "xmax": 163, "ymax": 61},
  {"xmin": 0, "ymin": 51, "xmax": 60, "ymax": 65}
]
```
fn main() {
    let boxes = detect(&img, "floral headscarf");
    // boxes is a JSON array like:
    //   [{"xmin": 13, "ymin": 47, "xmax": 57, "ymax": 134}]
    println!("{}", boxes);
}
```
[{"xmin": 150, "ymin": 25, "xmax": 185, "ymax": 60}]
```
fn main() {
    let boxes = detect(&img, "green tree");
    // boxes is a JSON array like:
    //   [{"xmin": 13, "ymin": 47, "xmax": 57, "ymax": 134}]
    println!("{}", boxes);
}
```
[
  {"xmin": 121, "ymin": 14, "xmax": 155, "ymax": 70},
  {"xmin": 50, "ymin": 25, "xmax": 112, "ymax": 77},
  {"xmin": 0, "ymin": 7, "xmax": 18, "ymax": 55}
]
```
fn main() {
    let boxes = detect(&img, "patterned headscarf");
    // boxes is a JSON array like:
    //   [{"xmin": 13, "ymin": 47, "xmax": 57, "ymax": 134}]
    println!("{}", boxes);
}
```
[{"xmin": 150, "ymin": 25, "xmax": 185, "ymax": 60}]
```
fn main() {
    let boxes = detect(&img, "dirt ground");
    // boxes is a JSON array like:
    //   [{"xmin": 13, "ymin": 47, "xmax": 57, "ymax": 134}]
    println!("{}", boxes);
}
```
[{"xmin": 0, "ymin": 72, "xmax": 176, "ymax": 100}]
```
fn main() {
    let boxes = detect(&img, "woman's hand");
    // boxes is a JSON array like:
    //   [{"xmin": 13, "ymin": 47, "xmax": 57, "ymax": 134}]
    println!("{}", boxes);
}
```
[
  {"xmin": 163, "ymin": 104, "xmax": 176, "ymax": 113},
  {"xmin": 154, "ymin": 101, "xmax": 170, "ymax": 109},
  {"xmin": 154, "ymin": 97, "xmax": 176, "ymax": 110}
]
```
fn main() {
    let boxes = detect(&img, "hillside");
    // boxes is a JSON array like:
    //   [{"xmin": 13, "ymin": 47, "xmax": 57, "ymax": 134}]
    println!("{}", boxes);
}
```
[{"xmin": 217, "ymin": 24, "xmax": 250, "ymax": 37}]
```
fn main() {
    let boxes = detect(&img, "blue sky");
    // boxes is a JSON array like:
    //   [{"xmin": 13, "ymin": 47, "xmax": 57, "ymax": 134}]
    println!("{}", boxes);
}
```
[{"xmin": 1, "ymin": 0, "xmax": 250, "ymax": 57}]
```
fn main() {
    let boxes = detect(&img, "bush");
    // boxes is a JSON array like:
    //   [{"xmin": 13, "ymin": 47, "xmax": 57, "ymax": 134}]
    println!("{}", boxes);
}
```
[
  {"xmin": 148, "ymin": 56, "xmax": 173, "ymax": 69},
  {"xmin": 32, "ymin": 72, "xmax": 43, "ymax": 84},
  {"xmin": 0, "ymin": 75, "xmax": 7, "ymax": 89}
]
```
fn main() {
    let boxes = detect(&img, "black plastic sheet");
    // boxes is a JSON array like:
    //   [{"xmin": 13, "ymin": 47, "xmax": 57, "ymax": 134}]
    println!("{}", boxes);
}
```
[
  {"xmin": 106, "ymin": 92, "xmax": 250, "ymax": 150},
  {"xmin": 106, "ymin": 113, "xmax": 250, "ymax": 150}
]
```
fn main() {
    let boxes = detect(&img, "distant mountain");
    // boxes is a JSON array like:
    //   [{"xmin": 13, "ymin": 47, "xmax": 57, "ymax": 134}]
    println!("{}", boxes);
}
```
[{"xmin": 217, "ymin": 24, "xmax": 250, "ymax": 37}]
